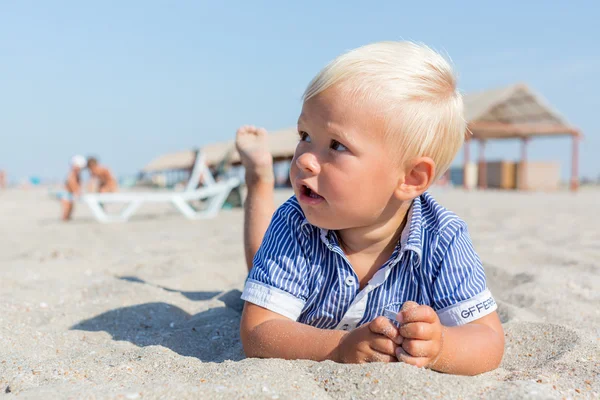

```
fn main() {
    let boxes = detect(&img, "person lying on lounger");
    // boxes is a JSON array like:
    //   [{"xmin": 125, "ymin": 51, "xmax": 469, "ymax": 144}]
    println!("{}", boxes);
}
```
[{"xmin": 87, "ymin": 157, "xmax": 118, "ymax": 193}]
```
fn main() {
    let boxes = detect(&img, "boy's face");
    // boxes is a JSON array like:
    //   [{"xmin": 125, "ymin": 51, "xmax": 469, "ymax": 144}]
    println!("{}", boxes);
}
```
[{"xmin": 290, "ymin": 86, "xmax": 405, "ymax": 230}]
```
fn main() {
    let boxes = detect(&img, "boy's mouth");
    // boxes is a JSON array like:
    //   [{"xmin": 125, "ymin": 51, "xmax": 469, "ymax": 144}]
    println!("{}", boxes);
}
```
[{"xmin": 301, "ymin": 185, "xmax": 324, "ymax": 200}]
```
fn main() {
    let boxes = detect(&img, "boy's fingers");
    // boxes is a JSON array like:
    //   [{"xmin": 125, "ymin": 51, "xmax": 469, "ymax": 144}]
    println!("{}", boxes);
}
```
[
  {"xmin": 365, "ymin": 352, "xmax": 397, "ymax": 363},
  {"xmin": 369, "ymin": 316, "xmax": 391, "ymax": 334},
  {"xmin": 399, "ymin": 305, "xmax": 438, "ymax": 325},
  {"xmin": 369, "ymin": 335, "xmax": 399, "ymax": 357},
  {"xmin": 369, "ymin": 317, "xmax": 402, "ymax": 344},
  {"xmin": 401, "ymin": 338, "xmax": 433, "ymax": 358},
  {"xmin": 399, "ymin": 322, "xmax": 434, "ymax": 340},
  {"xmin": 396, "ymin": 347, "xmax": 430, "ymax": 368},
  {"xmin": 401, "ymin": 301, "xmax": 420, "ymax": 311},
  {"xmin": 396, "ymin": 301, "xmax": 419, "ymax": 323}
]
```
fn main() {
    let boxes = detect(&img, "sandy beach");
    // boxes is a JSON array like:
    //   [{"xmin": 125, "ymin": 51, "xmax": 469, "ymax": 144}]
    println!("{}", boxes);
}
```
[{"xmin": 1, "ymin": 187, "xmax": 598, "ymax": 399}]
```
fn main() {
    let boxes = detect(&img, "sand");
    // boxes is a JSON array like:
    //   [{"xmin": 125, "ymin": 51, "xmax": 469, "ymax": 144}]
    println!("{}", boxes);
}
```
[{"xmin": 0, "ymin": 187, "xmax": 599, "ymax": 399}]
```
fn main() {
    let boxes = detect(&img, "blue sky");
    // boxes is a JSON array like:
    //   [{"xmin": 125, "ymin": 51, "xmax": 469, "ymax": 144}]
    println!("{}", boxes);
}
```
[{"xmin": 1, "ymin": 1, "xmax": 598, "ymax": 182}]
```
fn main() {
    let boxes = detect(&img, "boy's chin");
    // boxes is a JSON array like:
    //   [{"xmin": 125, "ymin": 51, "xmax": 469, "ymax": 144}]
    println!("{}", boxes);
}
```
[{"xmin": 302, "ymin": 212, "xmax": 348, "ymax": 231}]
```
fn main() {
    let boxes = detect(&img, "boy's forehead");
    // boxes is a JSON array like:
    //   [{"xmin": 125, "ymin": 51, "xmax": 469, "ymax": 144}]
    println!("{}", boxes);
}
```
[{"xmin": 299, "ymin": 88, "xmax": 386, "ymax": 140}]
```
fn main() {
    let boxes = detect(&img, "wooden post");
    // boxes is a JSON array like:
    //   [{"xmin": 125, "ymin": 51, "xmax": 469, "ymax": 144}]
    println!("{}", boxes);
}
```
[
  {"xmin": 570, "ymin": 135, "xmax": 580, "ymax": 192},
  {"xmin": 520, "ymin": 137, "xmax": 530, "ymax": 190},
  {"xmin": 463, "ymin": 138, "xmax": 470, "ymax": 189},
  {"xmin": 521, "ymin": 137, "xmax": 529, "ymax": 162},
  {"xmin": 478, "ymin": 140, "xmax": 487, "ymax": 189}
]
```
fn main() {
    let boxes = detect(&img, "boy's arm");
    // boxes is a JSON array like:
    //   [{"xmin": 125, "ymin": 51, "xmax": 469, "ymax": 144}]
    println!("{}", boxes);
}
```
[
  {"xmin": 241, "ymin": 302, "xmax": 402, "ymax": 363},
  {"xmin": 396, "ymin": 303, "xmax": 504, "ymax": 375},
  {"xmin": 240, "ymin": 303, "xmax": 345, "ymax": 361},
  {"xmin": 434, "ymin": 312, "xmax": 504, "ymax": 374}
]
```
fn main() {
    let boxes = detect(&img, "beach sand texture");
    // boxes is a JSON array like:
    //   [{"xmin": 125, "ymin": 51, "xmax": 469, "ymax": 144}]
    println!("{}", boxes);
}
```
[{"xmin": 1, "ymin": 187, "xmax": 599, "ymax": 399}]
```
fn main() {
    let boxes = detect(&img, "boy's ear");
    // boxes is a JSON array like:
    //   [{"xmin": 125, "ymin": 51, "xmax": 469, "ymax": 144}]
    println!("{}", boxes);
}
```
[{"xmin": 394, "ymin": 157, "xmax": 436, "ymax": 201}]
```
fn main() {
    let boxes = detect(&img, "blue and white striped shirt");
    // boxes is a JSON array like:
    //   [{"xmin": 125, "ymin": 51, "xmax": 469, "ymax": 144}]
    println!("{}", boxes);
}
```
[{"xmin": 241, "ymin": 192, "xmax": 496, "ymax": 330}]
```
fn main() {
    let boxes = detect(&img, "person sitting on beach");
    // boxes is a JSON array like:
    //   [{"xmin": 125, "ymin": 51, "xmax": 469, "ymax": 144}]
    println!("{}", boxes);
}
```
[
  {"xmin": 86, "ymin": 157, "xmax": 118, "ymax": 193},
  {"xmin": 236, "ymin": 41, "xmax": 504, "ymax": 375},
  {"xmin": 61, "ymin": 155, "xmax": 87, "ymax": 221}
]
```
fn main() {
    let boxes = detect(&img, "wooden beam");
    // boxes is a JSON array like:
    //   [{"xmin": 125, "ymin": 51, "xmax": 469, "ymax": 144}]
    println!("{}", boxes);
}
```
[
  {"xmin": 468, "ymin": 121, "xmax": 581, "ymax": 140},
  {"xmin": 519, "ymin": 137, "xmax": 530, "ymax": 191},
  {"xmin": 571, "ymin": 136, "xmax": 580, "ymax": 192},
  {"xmin": 478, "ymin": 140, "xmax": 487, "ymax": 189}
]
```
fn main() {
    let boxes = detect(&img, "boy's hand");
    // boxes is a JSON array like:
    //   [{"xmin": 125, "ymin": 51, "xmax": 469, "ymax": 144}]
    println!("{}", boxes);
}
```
[
  {"xmin": 337, "ymin": 317, "xmax": 402, "ymax": 363},
  {"xmin": 396, "ymin": 301, "xmax": 444, "ymax": 368}
]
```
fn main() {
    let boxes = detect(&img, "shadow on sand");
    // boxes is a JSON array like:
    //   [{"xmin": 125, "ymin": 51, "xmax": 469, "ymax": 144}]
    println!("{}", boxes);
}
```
[{"xmin": 71, "ymin": 276, "xmax": 245, "ymax": 362}]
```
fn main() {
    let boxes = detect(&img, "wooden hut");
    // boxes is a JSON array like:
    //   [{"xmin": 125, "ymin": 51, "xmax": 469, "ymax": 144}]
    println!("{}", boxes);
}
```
[{"xmin": 464, "ymin": 83, "xmax": 582, "ymax": 191}]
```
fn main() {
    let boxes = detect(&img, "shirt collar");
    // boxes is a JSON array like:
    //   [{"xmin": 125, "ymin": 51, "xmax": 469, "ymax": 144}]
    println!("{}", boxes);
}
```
[
  {"xmin": 402, "ymin": 195, "xmax": 424, "ymax": 261},
  {"xmin": 300, "ymin": 195, "xmax": 424, "ymax": 262}
]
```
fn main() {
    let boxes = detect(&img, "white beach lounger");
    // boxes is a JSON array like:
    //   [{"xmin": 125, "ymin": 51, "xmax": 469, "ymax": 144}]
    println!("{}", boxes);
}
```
[{"xmin": 82, "ymin": 152, "xmax": 240, "ymax": 223}]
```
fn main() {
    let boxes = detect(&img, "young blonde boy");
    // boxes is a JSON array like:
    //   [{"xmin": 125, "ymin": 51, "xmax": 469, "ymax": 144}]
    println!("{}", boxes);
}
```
[{"xmin": 236, "ymin": 41, "xmax": 504, "ymax": 375}]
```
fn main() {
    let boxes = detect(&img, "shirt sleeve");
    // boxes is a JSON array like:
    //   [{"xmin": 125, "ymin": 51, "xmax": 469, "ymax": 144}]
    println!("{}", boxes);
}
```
[
  {"xmin": 240, "ymin": 202, "xmax": 310, "ymax": 321},
  {"xmin": 432, "ymin": 224, "xmax": 497, "ymax": 326}
]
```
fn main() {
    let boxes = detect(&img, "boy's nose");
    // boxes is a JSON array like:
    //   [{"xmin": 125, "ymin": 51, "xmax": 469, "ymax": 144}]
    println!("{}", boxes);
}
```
[{"xmin": 295, "ymin": 152, "xmax": 320, "ymax": 175}]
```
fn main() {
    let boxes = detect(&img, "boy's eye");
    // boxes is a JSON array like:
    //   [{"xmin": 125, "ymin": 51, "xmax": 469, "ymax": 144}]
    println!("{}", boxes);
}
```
[
  {"xmin": 299, "ymin": 131, "xmax": 311, "ymax": 142},
  {"xmin": 330, "ymin": 140, "xmax": 348, "ymax": 151}
]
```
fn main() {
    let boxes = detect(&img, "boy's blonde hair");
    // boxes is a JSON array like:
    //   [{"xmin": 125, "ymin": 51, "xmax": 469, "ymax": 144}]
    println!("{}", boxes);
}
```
[{"xmin": 303, "ymin": 41, "xmax": 465, "ymax": 181}]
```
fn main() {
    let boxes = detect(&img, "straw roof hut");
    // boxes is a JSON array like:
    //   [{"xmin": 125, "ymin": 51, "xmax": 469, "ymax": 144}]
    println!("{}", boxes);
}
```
[
  {"xmin": 462, "ymin": 83, "xmax": 582, "ymax": 191},
  {"xmin": 464, "ymin": 83, "xmax": 579, "ymax": 138}
]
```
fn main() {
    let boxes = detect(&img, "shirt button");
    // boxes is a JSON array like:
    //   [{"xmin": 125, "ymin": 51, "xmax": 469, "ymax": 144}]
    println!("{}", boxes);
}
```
[{"xmin": 345, "ymin": 276, "xmax": 355, "ymax": 286}]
